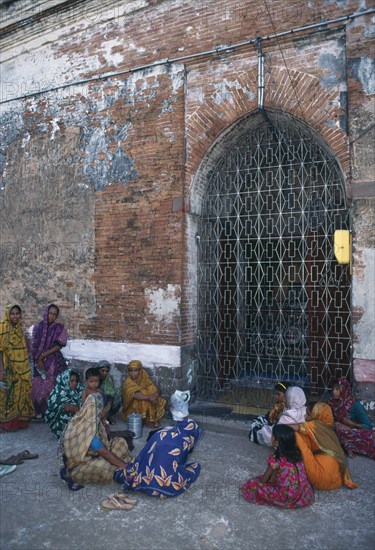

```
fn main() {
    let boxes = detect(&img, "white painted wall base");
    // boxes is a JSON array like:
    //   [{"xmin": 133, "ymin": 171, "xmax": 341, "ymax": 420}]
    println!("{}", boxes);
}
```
[{"xmin": 63, "ymin": 339, "xmax": 181, "ymax": 369}]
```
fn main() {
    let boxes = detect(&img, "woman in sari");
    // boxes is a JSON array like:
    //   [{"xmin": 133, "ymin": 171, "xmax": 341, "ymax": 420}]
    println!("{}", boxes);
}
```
[
  {"xmin": 122, "ymin": 359, "xmax": 166, "ymax": 428},
  {"xmin": 330, "ymin": 378, "xmax": 374, "ymax": 459},
  {"xmin": 31, "ymin": 304, "xmax": 68, "ymax": 417},
  {"xmin": 115, "ymin": 390, "xmax": 202, "ymax": 498},
  {"xmin": 293, "ymin": 402, "xmax": 357, "ymax": 490},
  {"xmin": 61, "ymin": 392, "xmax": 132, "ymax": 487},
  {"xmin": 45, "ymin": 368, "xmax": 83, "ymax": 438},
  {"xmin": 0, "ymin": 304, "xmax": 35, "ymax": 431}
]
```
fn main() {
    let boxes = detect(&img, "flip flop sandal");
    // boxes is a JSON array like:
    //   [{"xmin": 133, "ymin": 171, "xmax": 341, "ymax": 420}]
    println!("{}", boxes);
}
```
[
  {"xmin": 101, "ymin": 495, "xmax": 134, "ymax": 511},
  {"xmin": 0, "ymin": 455, "xmax": 24, "ymax": 465},
  {"xmin": 108, "ymin": 492, "xmax": 137, "ymax": 506},
  {"xmin": 15, "ymin": 450, "xmax": 39, "ymax": 461},
  {"xmin": 0, "ymin": 465, "xmax": 17, "ymax": 477}
]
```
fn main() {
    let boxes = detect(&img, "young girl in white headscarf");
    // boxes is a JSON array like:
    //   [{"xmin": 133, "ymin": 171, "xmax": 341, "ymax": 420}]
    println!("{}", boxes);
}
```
[{"xmin": 254, "ymin": 386, "xmax": 307, "ymax": 446}]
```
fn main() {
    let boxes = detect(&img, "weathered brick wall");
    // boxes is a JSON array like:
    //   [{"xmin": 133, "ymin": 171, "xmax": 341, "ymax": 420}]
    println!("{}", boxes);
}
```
[{"xmin": 0, "ymin": 0, "xmax": 374, "ymax": 395}]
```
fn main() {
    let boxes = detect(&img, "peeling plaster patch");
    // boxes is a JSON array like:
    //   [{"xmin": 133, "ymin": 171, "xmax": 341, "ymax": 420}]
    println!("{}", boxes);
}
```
[
  {"xmin": 145, "ymin": 284, "xmax": 181, "ymax": 323},
  {"xmin": 212, "ymin": 81, "xmax": 235, "ymax": 106},
  {"xmin": 50, "ymin": 118, "xmax": 60, "ymax": 140},
  {"xmin": 128, "ymin": 41, "xmax": 146, "ymax": 54},
  {"xmin": 21, "ymin": 133, "xmax": 30, "ymax": 148},
  {"xmin": 161, "ymin": 98, "xmax": 174, "ymax": 114},
  {"xmin": 353, "ymin": 247, "xmax": 375, "ymax": 360},
  {"xmin": 169, "ymin": 64, "xmax": 184, "ymax": 94},
  {"xmin": 101, "ymin": 38, "xmax": 124, "ymax": 66},
  {"xmin": 354, "ymin": 359, "xmax": 375, "ymax": 383},
  {"xmin": 211, "ymin": 79, "xmax": 254, "ymax": 106},
  {"xmin": 0, "ymin": 107, "xmax": 24, "ymax": 179},
  {"xmin": 79, "ymin": 123, "xmax": 137, "ymax": 190},
  {"xmin": 107, "ymin": 145, "xmax": 137, "ymax": 183},
  {"xmin": 357, "ymin": 57, "xmax": 375, "ymax": 95},
  {"xmin": 319, "ymin": 46, "xmax": 345, "ymax": 88}
]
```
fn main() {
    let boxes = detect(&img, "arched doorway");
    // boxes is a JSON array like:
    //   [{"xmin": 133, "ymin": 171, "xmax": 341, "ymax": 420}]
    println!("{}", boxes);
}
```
[{"xmin": 196, "ymin": 109, "xmax": 351, "ymax": 407}]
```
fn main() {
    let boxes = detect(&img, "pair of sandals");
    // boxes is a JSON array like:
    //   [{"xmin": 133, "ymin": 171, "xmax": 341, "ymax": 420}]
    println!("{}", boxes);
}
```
[
  {"xmin": 101, "ymin": 492, "xmax": 137, "ymax": 511},
  {"xmin": 0, "ymin": 450, "xmax": 39, "ymax": 465}
]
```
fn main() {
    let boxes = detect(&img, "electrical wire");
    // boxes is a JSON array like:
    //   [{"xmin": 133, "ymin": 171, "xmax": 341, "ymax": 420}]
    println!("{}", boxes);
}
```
[{"xmin": 262, "ymin": 0, "xmax": 308, "ymax": 122}]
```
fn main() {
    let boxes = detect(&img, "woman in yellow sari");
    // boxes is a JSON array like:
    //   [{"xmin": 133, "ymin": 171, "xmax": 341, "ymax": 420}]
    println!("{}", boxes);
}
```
[
  {"xmin": 0, "ymin": 304, "xmax": 35, "ymax": 431},
  {"xmin": 122, "ymin": 360, "xmax": 166, "ymax": 428},
  {"xmin": 293, "ymin": 402, "xmax": 357, "ymax": 491}
]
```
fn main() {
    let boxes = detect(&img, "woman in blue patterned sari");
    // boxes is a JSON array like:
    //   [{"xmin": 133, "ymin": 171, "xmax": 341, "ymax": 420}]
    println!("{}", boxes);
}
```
[{"xmin": 114, "ymin": 390, "xmax": 202, "ymax": 498}]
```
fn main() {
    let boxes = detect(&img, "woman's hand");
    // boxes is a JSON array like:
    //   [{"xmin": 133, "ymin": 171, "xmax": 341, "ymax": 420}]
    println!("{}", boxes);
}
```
[
  {"xmin": 261, "ymin": 465, "xmax": 274, "ymax": 484},
  {"xmin": 64, "ymin": 404, "xmax": 79, "ymax": 414},
  {"xmin": 342, "ymin": 417, "xmax": 362, "ymax": 429}
]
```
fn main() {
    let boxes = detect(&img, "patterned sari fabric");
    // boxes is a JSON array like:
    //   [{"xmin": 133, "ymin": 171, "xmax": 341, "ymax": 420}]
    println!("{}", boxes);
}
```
[
  {"xmin": 333, "ymin": 422, "xmax": 375, "ymax": 460},
  {"xmin": 62, "ymin": 393, "xmax": 132, "ymax": 484},
  {"xmin": 241, "ymin": 454, "xmax": 314, "ymax": 508},
  {"xmin": 45, "ymin": 369, "xmax": 83, "ymax": 438},
  {"xmin": 31, "ymin": 305, "xmax": 68, "ymax": 415},
  {"xmin": 114, "ymin": 417, "xmax": 202, "ymax": 497},
  {"xmin": 122, "ymin": 362, "xmax": 166, "ymax": 423},
  {"xmin": 296, "ymin": 403, "xmax": 357, "ymax": 490},
  {"xmin": 329, "ymin": 378, "xmax": 374, "ymax": 458},
  {"xmin": 0, "ymin": 305, "xmax": 35, "ymax": 430}
]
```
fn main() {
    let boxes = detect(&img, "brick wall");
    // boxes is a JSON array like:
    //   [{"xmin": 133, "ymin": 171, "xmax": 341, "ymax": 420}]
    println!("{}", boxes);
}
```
[{"xmin": 0, "ymin": 0, "xmax": 373, "ymax": 393}]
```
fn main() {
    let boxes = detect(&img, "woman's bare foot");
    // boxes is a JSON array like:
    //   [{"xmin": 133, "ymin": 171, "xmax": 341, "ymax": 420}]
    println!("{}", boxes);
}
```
[{"xmin": 348, "ymin": 450, "xmax": 355, "ymax": 458}]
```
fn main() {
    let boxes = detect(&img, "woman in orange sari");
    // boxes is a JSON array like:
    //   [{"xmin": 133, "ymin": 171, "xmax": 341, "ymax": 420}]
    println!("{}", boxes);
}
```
[
  {"xmin": 122, "ymin": 360, "xmax": 166, "ymax": 428},
  {"xmin": 293, "ymin": 402, "xmax": 357, "ymax": 491}
]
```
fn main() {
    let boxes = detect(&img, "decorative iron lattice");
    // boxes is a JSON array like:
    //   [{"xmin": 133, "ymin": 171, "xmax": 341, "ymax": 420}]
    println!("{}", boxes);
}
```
[{"xmin": 197, "ymin": 114, "xmax": 351, "ymax": 407}]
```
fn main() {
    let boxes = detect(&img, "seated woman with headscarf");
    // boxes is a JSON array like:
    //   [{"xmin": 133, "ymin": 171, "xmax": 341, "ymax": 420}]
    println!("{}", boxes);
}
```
[
  {"xmin": 45, "ymin": 369, "xmax": 83, "ymax": 438},
  {"xmin": 330, "ymin": 378, "xmax": 374, "ymax": 459},
  {"xmin": 254, "ymin": 386, "xmax": 307, "ymax": 446},
  {"xmin": 291, "ymin": 402, "xmax": 357, "ymax": 491},
  {"xmin": 122, "ymin": 359, "xmax": 166, "ymax": 428},
  {"xmin": 114, "ymin": 390, "xmax": 202, "ymax": 498},
  {"xmin": 60, "ymin": 392, "xmax": 132, "ymax": 490}
]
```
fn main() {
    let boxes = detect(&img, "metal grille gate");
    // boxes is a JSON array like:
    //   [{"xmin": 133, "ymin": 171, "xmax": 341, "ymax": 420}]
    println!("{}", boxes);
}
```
[{"xmin": 197, "ymin": 112, "xmax": 351, "ymax": 407}]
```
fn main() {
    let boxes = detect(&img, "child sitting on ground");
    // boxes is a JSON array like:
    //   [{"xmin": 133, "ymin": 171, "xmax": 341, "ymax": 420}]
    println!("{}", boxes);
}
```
[
  {"xmin": 81, "ymin": 368, "xmax": 102, "ymax": 403},
  {"xmin": 97, "ymin": 361, "xmax": 122, "ymax": 425},
  {"xmin": 241, "ymin": 424, "xmax": 314, "ymax": 508}
]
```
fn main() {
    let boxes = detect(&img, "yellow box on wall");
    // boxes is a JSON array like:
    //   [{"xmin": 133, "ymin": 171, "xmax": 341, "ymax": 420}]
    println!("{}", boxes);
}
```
[{"xmin": 334, "ymin": 230, "xmax": 351, "ymax": 265}]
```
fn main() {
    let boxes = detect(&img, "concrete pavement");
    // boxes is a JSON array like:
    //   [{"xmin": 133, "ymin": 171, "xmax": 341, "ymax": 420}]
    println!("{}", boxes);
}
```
[{"xmin": 0, "ymin": 410, "xmax": 374, "ymax": 550}]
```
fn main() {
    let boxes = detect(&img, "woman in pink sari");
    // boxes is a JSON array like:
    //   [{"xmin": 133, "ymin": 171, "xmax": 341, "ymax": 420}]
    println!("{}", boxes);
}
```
[{"xmin": 31, "ymin": 304, "xmax": 68, "ymax": 417}]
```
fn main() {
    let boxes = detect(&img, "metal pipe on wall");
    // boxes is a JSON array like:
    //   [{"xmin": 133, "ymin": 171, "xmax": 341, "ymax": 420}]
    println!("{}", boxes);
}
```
[{"xmin": 0, "ymin": 8, "xmax": 374, "ymax": 105}]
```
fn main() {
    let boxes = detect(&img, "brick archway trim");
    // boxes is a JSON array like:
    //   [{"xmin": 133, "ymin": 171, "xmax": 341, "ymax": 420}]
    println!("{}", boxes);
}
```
[{"xmin": 187, "ymin": 66, "xmax": 350, "ymax": 200}]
